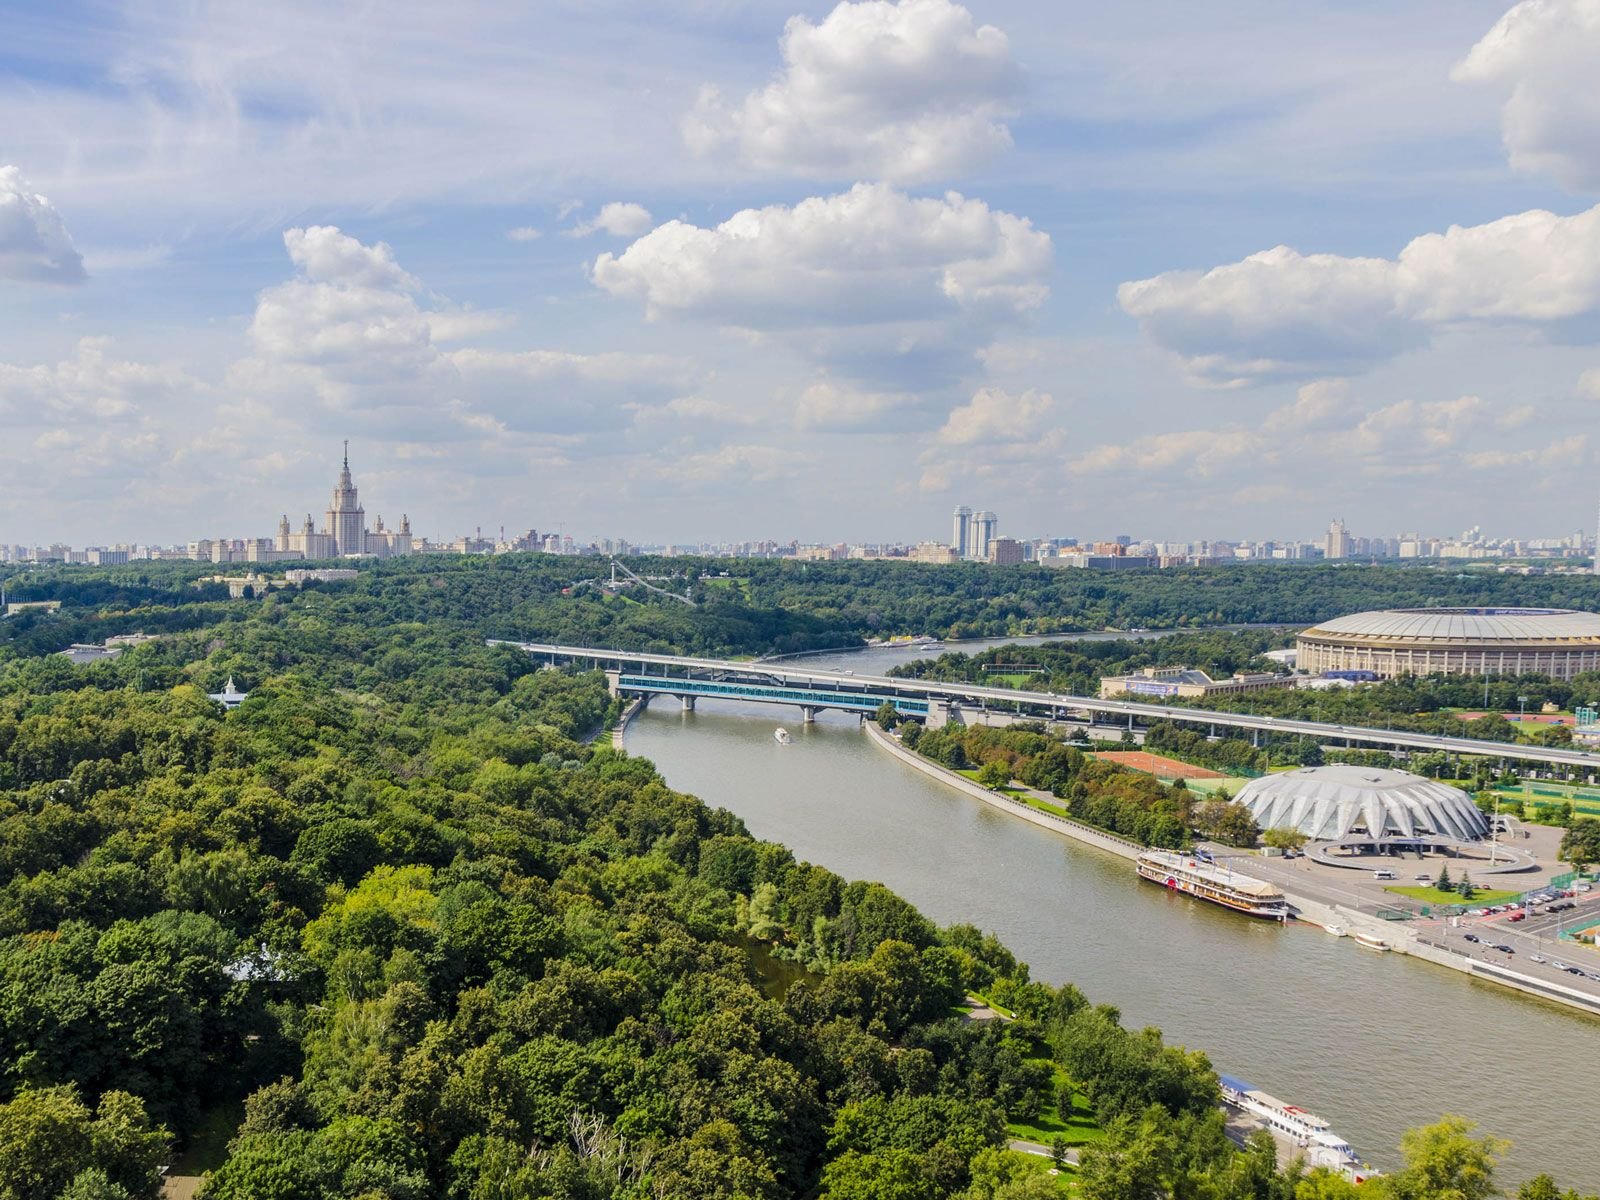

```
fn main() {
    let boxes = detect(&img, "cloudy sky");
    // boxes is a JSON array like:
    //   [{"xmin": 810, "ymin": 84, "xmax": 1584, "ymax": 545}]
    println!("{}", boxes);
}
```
[{"xmin": 2, "ymin": 0, "xmax": 1598, "ymax": 547}]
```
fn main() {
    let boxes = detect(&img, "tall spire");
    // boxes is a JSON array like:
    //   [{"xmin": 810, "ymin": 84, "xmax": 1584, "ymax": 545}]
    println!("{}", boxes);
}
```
[{"xmin": 343, "ymin": 439, "xmax": 349, "ymax": 471}]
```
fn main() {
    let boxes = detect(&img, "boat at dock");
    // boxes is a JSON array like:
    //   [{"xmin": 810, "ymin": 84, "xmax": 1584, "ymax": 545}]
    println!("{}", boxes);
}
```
[
  {"xmin": 1219, "ymin": 1075, "xmax": 1376, "ymax": 1182},
  {"xmin": 1135, "ymin": 850, "xmax": 1288, "ymax": 919},
  {"xmin": 1324, "ymin": 924, "xmax": 1348, "ymax": 937},
  {"xmin": 1353, "ymin": 930, "xmax": 1390, "ymax": 952},
  {"xmin": 774, "ymin": 728, "xmax": 793, "ymax": 744}
]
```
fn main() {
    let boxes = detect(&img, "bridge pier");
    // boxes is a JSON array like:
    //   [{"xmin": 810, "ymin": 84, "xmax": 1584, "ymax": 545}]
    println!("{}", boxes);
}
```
[
  {"xmin": 801, "ymin": 706, "xmax": 819, "ymax": 723},
  {"xmin": 679, "ymin": 695, "xmax": 695, "ymax": 712}
]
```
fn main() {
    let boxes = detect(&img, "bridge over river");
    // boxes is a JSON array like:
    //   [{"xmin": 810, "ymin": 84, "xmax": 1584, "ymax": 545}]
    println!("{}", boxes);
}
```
[{"xmin": 495, "ymin": 641, "xmax": 1600, "ymax": 772}]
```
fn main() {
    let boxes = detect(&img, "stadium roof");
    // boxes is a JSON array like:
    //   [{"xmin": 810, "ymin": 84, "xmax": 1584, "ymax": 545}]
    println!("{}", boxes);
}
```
[
  {"xmin": 1300, "ymin": 608, "xmax": 1600, "ymax": 644},
  {"xmin": 1236, "ymin": 765, "xmax": 1490, "ymax": 843}
]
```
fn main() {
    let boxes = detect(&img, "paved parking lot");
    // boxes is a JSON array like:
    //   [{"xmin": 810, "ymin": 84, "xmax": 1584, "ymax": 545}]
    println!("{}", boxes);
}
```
[{"xmin": 1206, "ymin": 837, "xmax": 1600, "ymax": 1008}]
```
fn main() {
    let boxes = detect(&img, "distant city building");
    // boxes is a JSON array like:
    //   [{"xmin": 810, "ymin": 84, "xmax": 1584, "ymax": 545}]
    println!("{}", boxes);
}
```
[
  {"xmin": 284, "ymin": 568, "xmax": 360, "ymax": 586},
  {"xmin": 910, "ymin": 541, "xmax": 959, "ymax": 564},
  {"xmin": 1325, "ymin": 518, "xmax": 1351, "ymax": 560},
  {"xmin": 988, "ymin": 537, "xmax": 1024, "ymax": 565},
  {"xmin": 970, "ymin": 511, "xmax": 997, "ymax": 561},
  {"xmin": 951, "ymin": 506, "xmax": 972, "ymax": 559},
  {"xmin": 3, "ymin": 600, "xmax": 61, "ymax": 617},
  {"xmin": 208, "ymin": 677, "xmax": 250, "ymax": 711},
  {"xmin": 58, "ymin": 642, "xmax": 124, "ymax": 665},
  {"xmin": 1039, "ymin": 553, "xmax": 1156, "ymax": 570},
  {"xmin": 1098, "ymin": 666, "xmax": 1294, "ymax": 699}
]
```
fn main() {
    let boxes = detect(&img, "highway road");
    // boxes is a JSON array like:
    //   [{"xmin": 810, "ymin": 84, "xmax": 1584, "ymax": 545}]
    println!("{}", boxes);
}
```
[{"xmin": 501, "ymin": 641, "xmax": 1600, "ymax": 771}]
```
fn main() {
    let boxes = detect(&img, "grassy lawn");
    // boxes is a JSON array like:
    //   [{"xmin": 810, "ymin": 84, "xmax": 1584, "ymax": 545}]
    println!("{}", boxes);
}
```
[
  {"xmin": 986, "ymin": 672, "xmax": 1040, "ymax": 687},
  {"xmin": 1385, "ymin": 884, "xmax": 1522, "ymax": 906},
  {"xmin": 955, "ymin": 768, "xmax": 1032, "ymax": 799},
  {"xmin": 1180, "ymin": 777, "xmax": 1247, "ymax": 797},
  {"xmin": 1007, "ymin": 1064, "xmax": 1105, "ymax": 1148},
  {"xmin": 1008, "ymin": 1150, "xmax": 1079, "ymax": 1194}
]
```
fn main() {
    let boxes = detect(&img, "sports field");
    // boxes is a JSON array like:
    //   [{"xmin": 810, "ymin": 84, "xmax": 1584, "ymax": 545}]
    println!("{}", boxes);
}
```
[
  {"xmin": 1090, "ymin": 750, "xmax": 1228, "ymax": 779},
  {"xmin": 1497, "ymin": 781, "xmax": 1600, "ymax": 818}
]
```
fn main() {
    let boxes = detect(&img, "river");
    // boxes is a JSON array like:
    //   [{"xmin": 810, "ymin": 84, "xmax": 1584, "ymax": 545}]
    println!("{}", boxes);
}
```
[{"xmin": 623, "ymin": 637, "xmax": 1598, "ymax": 1188}]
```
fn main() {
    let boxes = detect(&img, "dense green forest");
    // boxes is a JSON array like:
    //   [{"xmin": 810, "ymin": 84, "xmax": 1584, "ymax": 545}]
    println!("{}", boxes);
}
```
[
  {"xmin": 0, "ymin": 557, "xmax": 1591, "ymax": 1199},
  {"xmin": 9, "ymin": 556, "xmax": 1600, "ymax": 660}
]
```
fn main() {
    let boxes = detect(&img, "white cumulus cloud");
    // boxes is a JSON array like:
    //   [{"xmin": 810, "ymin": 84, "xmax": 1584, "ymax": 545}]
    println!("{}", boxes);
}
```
[
  {"xmin": 1119, "ymin": 202, "xmax": 1600, "ymax": 386},
  {"xmin": 0, "ymin": 338, "xmax": 199, "ymax": 422},
  {"xmin": 239, "ymin": 226, "xmax": 696, "ymax": 439},
  {"xmin": 685, "ymin": 0, "xmax": 1018, "ymax": 184},
  {"xmin": 593, "ymin": 183, "xmax": 1050, "ymax": 329},
  {"xmin": 794, "ymin": 380, "xmax": 920, "ymax": 431},
  {"xmin": 936, "ymin": 387, "xmax": 1054, "ymax": 445},
  {"xmin": 0, "ymin": 166, "xmax": 86, "ymax": 284},
  {"xmin": 567, "ymin": 202, "xmax": 654, "ymax": 238},
  {"xmin": 1454, "ymin": 0, "xmax": 1600, "ymax": 191}
]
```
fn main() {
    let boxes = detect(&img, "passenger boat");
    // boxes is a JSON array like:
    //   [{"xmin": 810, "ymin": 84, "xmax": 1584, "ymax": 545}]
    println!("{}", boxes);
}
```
[
  {"xmin": 1324, "ymin": 924, "xmax": 1348, "ymax": 938},
  {"xmin": 773, "ymin": 728, "xmax": 793, "ymax": 744},
  {"xmin": 1135, "ymin": 850, "xmax": 1288, "ymax": 919},
  {"xmin": 1352, "ymin": 930, "xmax": 1390, "ymax": 952},
  {"xmin": 1219, "ymin": 1075, "xmax": 1376, "ymax": 1183}
]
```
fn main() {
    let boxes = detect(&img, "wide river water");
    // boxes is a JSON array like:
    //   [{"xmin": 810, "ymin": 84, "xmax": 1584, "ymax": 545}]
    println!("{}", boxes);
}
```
[{"xmin": 623, "ymin": 637, "xmax": 1597, "ymax": 1187}]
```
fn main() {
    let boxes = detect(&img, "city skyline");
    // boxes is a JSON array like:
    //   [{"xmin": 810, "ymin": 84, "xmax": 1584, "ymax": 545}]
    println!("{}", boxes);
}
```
[{"xmin": 2, "ymin": 2, "xmax": 1598, "ymax": 544}]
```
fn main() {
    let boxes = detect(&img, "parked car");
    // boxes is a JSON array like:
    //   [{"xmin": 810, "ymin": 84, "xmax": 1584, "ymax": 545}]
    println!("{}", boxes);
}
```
[{"xmin": 1509, "ymin": 911, "xmax": 1527, "ymax": 922}]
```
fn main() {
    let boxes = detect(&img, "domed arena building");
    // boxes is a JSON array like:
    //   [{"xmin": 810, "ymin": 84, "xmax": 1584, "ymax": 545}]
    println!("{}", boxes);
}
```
[
  {"xmin": 1296, "ymin": 607, "xmax": 1600, "ymax": 680},
  {"xmin": 1236, "ymin": 766, "xmax": 1490, "ymax": 844}
]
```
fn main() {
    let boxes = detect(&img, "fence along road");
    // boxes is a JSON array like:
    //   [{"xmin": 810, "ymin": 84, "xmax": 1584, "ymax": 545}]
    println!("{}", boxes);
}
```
[{"xmin": 497, "ymin": 642, "xmax": 1600, "ymax": 772}]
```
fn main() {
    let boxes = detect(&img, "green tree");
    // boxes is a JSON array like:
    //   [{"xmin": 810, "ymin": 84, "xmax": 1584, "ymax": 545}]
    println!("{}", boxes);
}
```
[
  {"xmin": 978, "ymin": 761, "xmax": 1011, "ymax": 790},
  {"xmin": 1381, "ymin": 1116, "xmax": 1507, "ymax": 1200},
  {"xmin": 1263, "ymin": 828, "xmax": 1309, "ymax": 854},
  {"xmin": 0, "ymin": 1087, "xmax": 166, "ymax": 1200},
  {"xmin": 820, "ymin": 1148, "xmax": 938, "ymax": 1200},
  {"xmin": 1436, "ymin": 864, "xmax": 1453, "ymax": 893},
  {"xmin": 875, "ymin": 702, "xmax": 900, "ymax": 730}
]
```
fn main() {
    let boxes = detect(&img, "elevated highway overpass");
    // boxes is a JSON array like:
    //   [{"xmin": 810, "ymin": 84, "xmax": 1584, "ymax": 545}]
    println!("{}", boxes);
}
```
[{"xmin": 495, "ymin": 641, "xmax": 1600, "ymax": 773}]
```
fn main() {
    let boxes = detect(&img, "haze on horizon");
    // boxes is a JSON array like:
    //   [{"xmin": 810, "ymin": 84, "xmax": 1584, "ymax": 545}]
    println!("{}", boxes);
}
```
[{"xmin": 1, "ymin": 0, "xmax": 1597, "ymax": 547}]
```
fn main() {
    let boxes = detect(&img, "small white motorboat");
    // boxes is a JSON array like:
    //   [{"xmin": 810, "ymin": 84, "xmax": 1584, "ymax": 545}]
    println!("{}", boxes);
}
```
[
  {"xmin": 1324, "ymin": 924, "xmax": 1347, "ymax": 938},
  {"xmin": 774, "ymin": 728, "xmax": 793, "ymax": 744}
]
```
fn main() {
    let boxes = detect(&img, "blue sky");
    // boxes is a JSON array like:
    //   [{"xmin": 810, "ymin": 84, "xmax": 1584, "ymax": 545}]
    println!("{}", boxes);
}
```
[{"xmin": 2, "ymin": 0, "xmax": 1598, "ymax": 547}]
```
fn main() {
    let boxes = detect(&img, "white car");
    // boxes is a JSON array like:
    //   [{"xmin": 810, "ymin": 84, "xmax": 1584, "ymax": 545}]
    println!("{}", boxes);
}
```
[
  {"xmin": 1553, "ymin": 961, "xmax": 1573, "ymax": 971},
  {"xmin": 1531, "ymin": 955, "xmax": 1547, "ymax": 964}
]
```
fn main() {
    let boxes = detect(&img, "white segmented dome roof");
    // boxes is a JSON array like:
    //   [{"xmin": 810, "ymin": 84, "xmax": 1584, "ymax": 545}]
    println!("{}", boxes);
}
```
[
  {"xmin": 1236, "ymin": 765, "xmax": 1490, "ymax": 842},
  {"xmin": 1300, "ymin": 607, "xmax": 1600, "ymax": 643}
]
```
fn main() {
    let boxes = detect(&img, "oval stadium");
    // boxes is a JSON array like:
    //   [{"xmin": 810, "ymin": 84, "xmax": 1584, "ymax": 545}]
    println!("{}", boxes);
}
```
[{"xmin": 1295, "ymin": 607, "xmax": 1600, "ymax": 681}]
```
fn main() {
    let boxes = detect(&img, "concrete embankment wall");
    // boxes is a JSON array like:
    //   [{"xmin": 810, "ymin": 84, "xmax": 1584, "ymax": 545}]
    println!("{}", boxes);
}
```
[
  {"xmin": 610, "ymin": 697, "xmax": 645, "ymax": 749},
  {"xmin": 866, "ymin": 722, "xmax": 1600, "ymax": 1017},
  {"xmin": 862, "ymin": 721, "xmax": 1142, "ymax": 862}
]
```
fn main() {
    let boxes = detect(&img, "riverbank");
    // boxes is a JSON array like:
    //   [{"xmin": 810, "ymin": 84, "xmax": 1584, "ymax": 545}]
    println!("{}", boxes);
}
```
[
  {"xmin": 865, "ymin": 719, "xmax": 1600, "ymax": 1020},
  {"xmin": 607, "ymin": 696, "xmax": 645, "ymax": 748},
  {"xmin": 863, "ymin": 720, "xmax": 1142, "ymax": 861}
]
